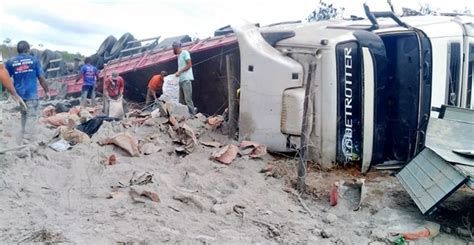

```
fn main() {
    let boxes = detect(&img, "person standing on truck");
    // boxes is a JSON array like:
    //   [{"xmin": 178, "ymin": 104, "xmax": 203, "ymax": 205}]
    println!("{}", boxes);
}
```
[
  {"xmin": 76, "ymin": 57, "xmax": 99, "ymax": 107},
  {"xmin": 172, "ymin": 41, "xmax": 197, "ymax": 115},
  {"xmin": 103, "ymin": 72, "xmax": 125, "ymax": 116},
  {"xmin": 146, "ymin": 70, "xmax": 167, "ymax": 105},
  {"xmin": 5, "ymin": 41, "xmax": 50, "ymax": 142}
]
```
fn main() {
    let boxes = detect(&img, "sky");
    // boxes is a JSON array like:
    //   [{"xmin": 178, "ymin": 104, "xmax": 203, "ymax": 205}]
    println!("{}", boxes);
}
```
[{"xmin": 1, "ymin": 0, "xmax": 473, "ymax": 56}]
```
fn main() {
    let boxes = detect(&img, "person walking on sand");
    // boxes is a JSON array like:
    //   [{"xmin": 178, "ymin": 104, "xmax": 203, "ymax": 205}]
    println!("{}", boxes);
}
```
[
  {"xmin": 76, "ymin": 57, "xmax": 99, "ymax": 107},
  {"xmin": 5, "ymin": 41, "xmax": 50, "ymax": 142},
  {"xmin": 146, "ymin": 70, "xmax": 167, "ymax": 106},
  {"xmin": 172, "ymin": 41, "xmax": 197, "ymax": 115},
  {"xmin": 0, "ymin": 51, "xmax": 26, "ymax": 109},
  {"xmin": 103, "ymin": 72, "xmax": 125, "ymax": 116}
]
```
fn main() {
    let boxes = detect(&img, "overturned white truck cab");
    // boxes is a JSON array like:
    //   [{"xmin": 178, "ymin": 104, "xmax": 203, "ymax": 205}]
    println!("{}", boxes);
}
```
[{"xmin": 233, "ymin": 8, "xmax": 432, "ymax": 172}]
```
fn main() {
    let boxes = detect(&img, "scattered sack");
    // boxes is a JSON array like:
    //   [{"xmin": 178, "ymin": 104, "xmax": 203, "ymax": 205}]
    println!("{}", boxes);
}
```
[
  {"xmin": 55, "ymin": 119, "xmax": 91, "ymax": 144},
  {"xmin": 68, "ymin": 106, "xmax": 81, "ymax": 115},
  {"xmin": 42, "ymin": 105, "xmax": 56, "ymax": 117},
  {"xmin": 212, "ymin": 144, "xmax": 239, "ymax": 165},
  {"xmin": 173, "ymin": 124, "xmax": 198, "ymax": 154},
  {"xmin": 207, "ymin": 116, "xmax": 224, "ymax": 129},
  {"xmin": 108, "ymin": 98, "xmax": 124, "ymax": 118},
  {"xmin": 41, "ymin": 113, "xmax": 75, "ymax": 127},
  {"xmin": 100, "ymin": 131, "xmax": 140, "ymax": 157},
  {"xmin": 79, "ymin": 109, "xmax": 93, "ymax": 123},
  {"xmin": 140, "ymin": 143, "xmax": 161, "ymax": 155},
  {"xmin": 160, "ymin": 75, "xmax": 180, "ymax": 103},
  {"xmin": 239, "ymin": 141, "xmax": 267, "ymax": 158}
]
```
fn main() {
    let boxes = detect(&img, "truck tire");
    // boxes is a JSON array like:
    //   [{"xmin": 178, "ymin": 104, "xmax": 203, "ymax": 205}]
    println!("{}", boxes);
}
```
[
  {"xmin": 104, "ymin": 33, "xmax": 135, "ymax": 61},
  {"xmin": 40, "ymin": 49, "xmax": 55, "ymax": 68},
  {"xmin": 29, "ymin": 48, "xmax": 42, "ymax": 59},
  {"xmin": 96, "ymin": 35, "xmax": 117, "ymax": 57}
]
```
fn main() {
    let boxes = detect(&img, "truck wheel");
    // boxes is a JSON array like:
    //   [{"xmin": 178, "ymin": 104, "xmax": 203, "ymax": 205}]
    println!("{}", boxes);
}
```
[
  {"xmin": 96, "ymin": 35, "xmax": 117, "ymax": 57},
  {"xmin": 104, "ymin": 33, "xmax": 135, "ymax": 61}
]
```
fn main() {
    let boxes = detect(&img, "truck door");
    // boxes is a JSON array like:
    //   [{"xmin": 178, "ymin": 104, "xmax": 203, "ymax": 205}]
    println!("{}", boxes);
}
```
[{"xmin": 461, "ymin": 38, "xmax": 474, "ymax": 109}]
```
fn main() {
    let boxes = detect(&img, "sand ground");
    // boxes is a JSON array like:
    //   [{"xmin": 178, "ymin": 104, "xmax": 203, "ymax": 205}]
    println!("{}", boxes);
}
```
[{"xmin": 0, "ymin": 99, "xmax": 472, "ymax": 244}]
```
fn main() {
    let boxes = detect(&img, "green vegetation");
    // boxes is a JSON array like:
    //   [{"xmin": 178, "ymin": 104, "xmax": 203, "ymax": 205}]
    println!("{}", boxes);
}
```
[{"xmin": 0, "ymin": 44, "xmax": 84, "ymax": 62}]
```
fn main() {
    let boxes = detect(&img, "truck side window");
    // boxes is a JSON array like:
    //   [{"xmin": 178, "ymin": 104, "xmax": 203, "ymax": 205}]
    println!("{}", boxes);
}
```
[
  {"xmin": 447, "ymin": 42, "xmax": 461, "ymax": 106},
  {"xmin": 467, "ymin": 44, "xmax": 474, "ymax": 108}
]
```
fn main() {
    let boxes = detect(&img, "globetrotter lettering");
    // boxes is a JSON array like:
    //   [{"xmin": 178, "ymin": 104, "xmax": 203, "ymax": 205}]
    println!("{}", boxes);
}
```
[{"xmin": 342, "ymin": 47, "xmax": 353, "ymax": 162}]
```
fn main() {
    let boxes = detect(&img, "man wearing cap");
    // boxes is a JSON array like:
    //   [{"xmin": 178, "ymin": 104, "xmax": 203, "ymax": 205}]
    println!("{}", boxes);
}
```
[
  {"xmin": 103, "ymin": 72, "xmax": 125, "ymax": 115},
  {"xmin": 172, "ymin": 41, "xmax": 197, "ymax": 114},
  {"xmin": 5, "ymin": 40, "xmax": 50, "ymax": 142},
  {"xmin": 76, "ymin": 57, "xmax": 99, "ymax": 107},
  {"xmin": 146, "ymin": 70, "xmax": 167, "ymax": 106}
]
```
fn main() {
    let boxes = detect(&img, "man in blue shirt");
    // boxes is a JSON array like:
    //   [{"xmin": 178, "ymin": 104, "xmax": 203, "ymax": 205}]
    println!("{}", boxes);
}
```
[
  {"xmin": 5, "ymin": 41, "xmax": 50, "ymax": 142},
  {"xmin": 76, "ymin": 57, "xmax": 99, "ymax": 107},
  {"xmin": 173, "ymin": 41, "xmax": 197, "ymax": 115}
]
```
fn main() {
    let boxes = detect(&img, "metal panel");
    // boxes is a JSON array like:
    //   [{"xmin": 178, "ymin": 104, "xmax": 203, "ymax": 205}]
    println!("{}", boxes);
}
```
[
  {"xmin": 396, "ymin": 148, "xmax": 467, "ymax": 214},
  {"xmin": 439, "ymin": 105, "xmax": 474, "ymax": 123},
  {"xmin": 426, "ymin": 117, "xmax": 474, "ymax": 166}
]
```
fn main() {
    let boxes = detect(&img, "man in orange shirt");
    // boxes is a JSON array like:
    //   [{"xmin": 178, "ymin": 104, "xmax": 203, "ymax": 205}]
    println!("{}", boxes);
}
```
[{"xmin": 146, "ymin": 70, "xmax": 167, "ymax": 105}]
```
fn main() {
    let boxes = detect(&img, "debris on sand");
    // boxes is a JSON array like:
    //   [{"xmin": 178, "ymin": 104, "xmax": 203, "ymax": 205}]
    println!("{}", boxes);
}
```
[
  {"xmin": 129, "ymin": 187, "xmax": 160, "ymax": 203},
  {"xmin": 100, "ymin": 131, "xmax": 140, "ymax": 157},
  {"xmin": 212, "ymin": 144, "xmax": 239, "ymax": 164},
  {"xmin": 172, "ymin": 123, "xmax": 198, "ymax": 154},
  {"xmin": 49, "ymin": 139, "xmax": 72, "ymax": 152},
  {"xmin": 206, "ymin": 115, "xmax": 224, "ymax": 130},
  {"xmin": 104, "ymin": 154, "xmax": 117, "ymax": 165},
  {"xmin": 200, "ymin": 140, "xmax": 222, "ymax": 148},
  {"xmin": 329, "ymin": 178, "xmax": 366, "ymax": 211},
  {"xmin": 18, "ymin": 229, "xmax": 65, "ymax": 243},
  {"xmin": 172, "ymin": 193, "xmax": 206, "ymax": 212},
  {"xmin": 40, "ymin": 112, "xmax": 79, "ymax": 128},
  {"xmin": 239, "ymin": 140, "xmax": 267, "ymax": 158},
  {"xmin": 42, "ymin": 105, "xmax": 56, "ymax": 117},
  {"xmin": 55, "ymin": 119, "xmax": 91, "ymax": 144},
  {"xmin": 140, "ymin": 142, "xmax": 161, "ymax": 155},
  {"xmin": 390, "ymin": 222, "xmax": 440, "ymax": 241}
]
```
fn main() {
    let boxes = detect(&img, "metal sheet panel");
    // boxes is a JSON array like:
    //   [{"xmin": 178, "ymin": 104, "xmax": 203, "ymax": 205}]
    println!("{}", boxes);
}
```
[
  {"xmin": 426, "ymin": 118, "xmax": 474, "ymax": 166},
  {"xmin": 396, "ymin": 148, "xmax": 467, "ymax": 214},
  {"xmin": 439, "ymin": 105, "xmax": 474, "ymax": 123}
]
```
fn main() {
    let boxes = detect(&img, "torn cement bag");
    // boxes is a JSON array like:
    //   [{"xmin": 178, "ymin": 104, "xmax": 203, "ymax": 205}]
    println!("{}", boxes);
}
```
[
  {"xmin": 212, "ymin": 145, "xmax": 239, "ymax": 165},
  {"xmin": 100, "ymin": 131, "xmax": 140, "ymax": 157},
  {"xmin": 207, "ymin": 116, "xmax": 224, "ymax": 129},
  {"xmin": 130, "ymin": 187, "xmax": 160, "ymax": 203},
  {"xmin": 79, "ymin": 109, "xmax": 93, "ymax": 123},
  {"xmin": 173, "ymin": 124, "xmax": 198, "ymax": 154},
  {"xmin": 56, "ymin": 126, "xmax": 91, "ymax": 144},
  {"xmin": 42, "ymin": 105, "xmax": 56, "ymax": 117},
  {"xmin": 330, "ymin": 179, "xmax": 366, "ymax": 211},
  {"xmin": 68, "ymin": 106, "xmax": 81, "ymax": 115},
  {"xmin": 41, "ymin": 112, "xmax": 77, "ymax": 127},
  {"xmin": 108, "ymin": 98, "xmax": 124, "ymax": 118},
  {"xmin": 160, "ymin": 75, "xmax": 179, "ymax": 103},
  {"xmin": 239, "ymin": 141, "xmax": 267, "ymax": 158},
  {"xmin": 140, "ymin": 143, "xmax": 161, "ymax": 155}
]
